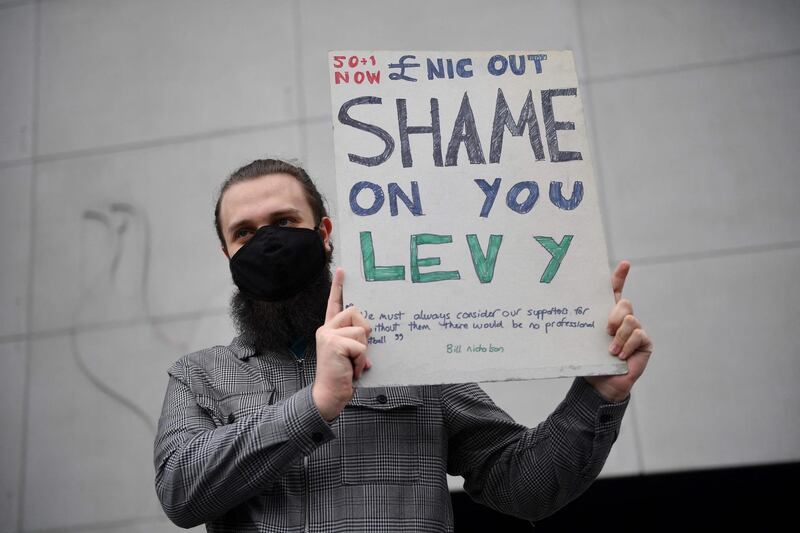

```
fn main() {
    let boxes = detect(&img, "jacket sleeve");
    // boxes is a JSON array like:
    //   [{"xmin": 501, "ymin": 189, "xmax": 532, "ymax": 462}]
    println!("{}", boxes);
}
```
[
  {"xmin": 153, "ymin": 360, "xmax": 335, "ymax": 528},
  {"xmin": 443, "ymin": 376, "xmax": 630, "ymax": 522}
]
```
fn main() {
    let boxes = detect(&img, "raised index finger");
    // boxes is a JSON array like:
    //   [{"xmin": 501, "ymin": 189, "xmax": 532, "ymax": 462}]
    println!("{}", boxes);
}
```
[
  {"xmin": 325, "ymin": 267, "xmax": 344, "ymax": 322},
  {"xmin": 611, "ymin": 260, "xmax": 631, "ymax": 303}
]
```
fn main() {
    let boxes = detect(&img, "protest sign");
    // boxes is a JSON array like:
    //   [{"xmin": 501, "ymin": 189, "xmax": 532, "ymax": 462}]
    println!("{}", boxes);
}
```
[{"xmin": 328, "ymin": 50, "xmax": 627, "ymax": 386}]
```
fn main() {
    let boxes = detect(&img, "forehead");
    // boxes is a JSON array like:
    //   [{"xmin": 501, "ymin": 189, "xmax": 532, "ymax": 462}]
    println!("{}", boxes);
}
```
[{"xmin": 219, "ymin": 173, "xmax": 312, "ymax": 226}]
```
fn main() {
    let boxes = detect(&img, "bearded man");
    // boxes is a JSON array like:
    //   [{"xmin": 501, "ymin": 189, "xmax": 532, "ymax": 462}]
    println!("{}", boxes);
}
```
[{"xmin": 153, "ymin": 158, "xmax": 653, "ymax": 532}]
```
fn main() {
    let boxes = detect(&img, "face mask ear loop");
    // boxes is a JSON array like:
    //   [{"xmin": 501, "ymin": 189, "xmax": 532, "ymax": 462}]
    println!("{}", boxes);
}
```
[{"xmin": 314, "ymin": 222, "xmax": 329, "ymax": 253}]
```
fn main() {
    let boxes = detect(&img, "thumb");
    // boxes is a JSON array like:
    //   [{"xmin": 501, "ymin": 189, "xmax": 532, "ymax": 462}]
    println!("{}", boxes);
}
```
[{"xmin": 611, "ymin": 260, "xmax": 630, "ymax": 303}]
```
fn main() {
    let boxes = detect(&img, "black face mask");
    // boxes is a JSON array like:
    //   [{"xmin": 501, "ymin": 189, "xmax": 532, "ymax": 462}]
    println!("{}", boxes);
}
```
[{"xmin": 229, "ymin": 224, "xmax": 326, "ymax": 301}]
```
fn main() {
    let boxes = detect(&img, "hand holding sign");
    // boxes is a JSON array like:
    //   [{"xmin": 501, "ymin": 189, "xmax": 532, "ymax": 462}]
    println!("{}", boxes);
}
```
[
  {"xmin": 313, "ymin": 267, "xmax": 373, "ymax": 421},
  {"xmin": 585, "ymin": 261, "xmax": 654, "ymax": 402}
]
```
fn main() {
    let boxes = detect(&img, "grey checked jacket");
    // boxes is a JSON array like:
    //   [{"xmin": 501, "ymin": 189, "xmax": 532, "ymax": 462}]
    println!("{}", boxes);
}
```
[{"xmin": 153, "ymin": 335, "xmax": 630, "ymax": 532}]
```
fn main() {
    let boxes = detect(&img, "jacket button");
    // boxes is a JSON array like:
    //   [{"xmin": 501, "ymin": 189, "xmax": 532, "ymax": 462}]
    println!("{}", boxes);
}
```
[
  {"xmin": 227, "ymin": 413, "xmax": 236, "ymax": 424},
  {"xmin": 312, "ymin": 432, "xmax": 323, "ymax": 443},
  {"xmin": 599, "ymin": 414, "xmax": 611, "ymax": 424},
  {"xmin": 376, "ymin": 394, "xmax": 388, "ymax": 404}
]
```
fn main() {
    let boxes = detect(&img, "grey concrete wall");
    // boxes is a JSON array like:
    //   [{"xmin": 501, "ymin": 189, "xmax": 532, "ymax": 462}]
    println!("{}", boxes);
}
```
[{"xmin": 1, "ymin": 1, "xmax": 798, "ymax": 531}]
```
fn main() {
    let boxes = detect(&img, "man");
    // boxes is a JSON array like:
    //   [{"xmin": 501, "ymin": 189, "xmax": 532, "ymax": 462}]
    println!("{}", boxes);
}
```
[{"xmin": 153, "ymin": 158, "xmax": 653, "ymax": 532}]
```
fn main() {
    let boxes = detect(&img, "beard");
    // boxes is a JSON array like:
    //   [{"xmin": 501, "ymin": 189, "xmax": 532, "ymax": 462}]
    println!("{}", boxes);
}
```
[{"xmin": 230, "ymin": 252, "xmax": 332, "ymax": 353}]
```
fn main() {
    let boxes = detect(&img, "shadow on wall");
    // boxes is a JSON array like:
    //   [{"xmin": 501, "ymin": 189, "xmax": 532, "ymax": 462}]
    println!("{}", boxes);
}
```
[
  {"xmin": 71, "ymin": 202, "xmax": 188, "ymax": 433},
  {"xmin": 21, "ymin": 198, "xmax": 237, "ymax": 527}
]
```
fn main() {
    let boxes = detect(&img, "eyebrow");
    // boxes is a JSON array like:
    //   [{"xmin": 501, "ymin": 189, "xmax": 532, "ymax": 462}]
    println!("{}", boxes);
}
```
[{"xmin": 226, "ymin": 208, "xmax": 304, "ymax": 238}]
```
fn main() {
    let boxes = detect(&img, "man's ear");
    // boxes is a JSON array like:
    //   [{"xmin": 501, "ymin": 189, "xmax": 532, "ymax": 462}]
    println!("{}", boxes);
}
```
[{"xmin": 319, "ymin": 216, "xmax": 333, "ymax": 253}]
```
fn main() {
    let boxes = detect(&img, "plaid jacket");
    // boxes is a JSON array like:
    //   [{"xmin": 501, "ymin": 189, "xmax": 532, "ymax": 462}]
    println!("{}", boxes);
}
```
[{"xmin": 153, "ymin": 335, "xmax": 630, "ymax": 532}]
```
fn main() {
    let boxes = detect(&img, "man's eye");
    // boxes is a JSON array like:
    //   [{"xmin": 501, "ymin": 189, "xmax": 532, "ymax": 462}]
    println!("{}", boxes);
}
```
[
  {"xmin": 234, "ymin": 228, "xmax": 253, "ymax": 239},
  {"xmin": 277, "ymin": 218, "xmax": 292, "ymax": 226}
]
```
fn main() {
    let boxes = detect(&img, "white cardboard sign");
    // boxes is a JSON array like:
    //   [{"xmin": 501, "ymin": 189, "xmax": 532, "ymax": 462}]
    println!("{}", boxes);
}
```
[{"xmin": 328, "ymin": 50, "xmax": 627, "ymax": 386}]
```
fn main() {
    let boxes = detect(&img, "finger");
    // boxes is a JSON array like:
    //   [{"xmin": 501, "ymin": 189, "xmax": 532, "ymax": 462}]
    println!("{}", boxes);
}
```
[
  {"xmin": 335, "ymin": 336, "xmax": 367, "ymax": 360},
  {"xmin": 611, "ymin": 261, "xmax": 631, "ymax": 303},
  {"xmin": 352, "ymin": 352, "xmax": 368, "ymax": 380},
  {"xmin": 325, "ymin": 267, "xmax": 344, "ymax": 322},
  {"xmin": 333, "ymin": 326, "xmax": 368, "ymax": 345},
  {"xmin": 327, "ymin": 306, "xmax": 372, "ymax": 338},
  {"xmin": 609, "ymin": 314, "xmax": 641, "ymax": 355},
  {"xmin": 606, "ymin": 298, "xmax": 633, "ymax": 335},
  {"xmin": 349, "ymin": 308, "xmax": 373, "ymax": 338},
  {"xmin": 619, "ymin": 329, "xmax": 653, "ymax": 360}
]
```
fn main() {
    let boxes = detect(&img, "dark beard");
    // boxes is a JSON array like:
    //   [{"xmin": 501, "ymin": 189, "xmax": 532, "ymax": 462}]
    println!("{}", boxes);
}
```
[{"xmin": 230, "ymin": 255, "xmax": 332, "ymax": 353}]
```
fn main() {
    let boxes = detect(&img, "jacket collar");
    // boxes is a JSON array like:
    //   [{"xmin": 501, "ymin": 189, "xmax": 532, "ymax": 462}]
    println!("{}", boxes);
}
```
[
  {"xmin": 230, "ymin": 335, "xmax": 257, "ymax": 360},
  {"xmin": 229, "ymin": 335, "xmax": 314, "ymax": 361}
]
